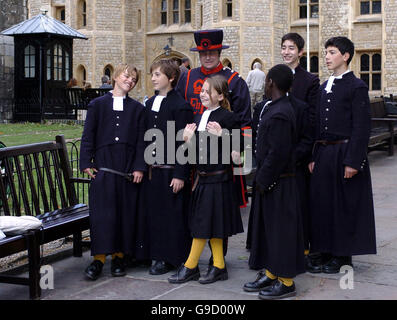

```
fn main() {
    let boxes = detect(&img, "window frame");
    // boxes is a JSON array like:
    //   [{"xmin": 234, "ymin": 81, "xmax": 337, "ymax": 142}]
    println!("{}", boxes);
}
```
[
  {"xmin": 298, "ymin": 0, "xmax": 319, "ymax": 19},
  {"xmin": 359, "ymin": 52, "xmax": 382, "ymax": 92},
  {"xmin": 299, "ymin": 54, "xmax": 319, "ymax": 75},
  {"xmin": 359, "ymin": 0, "xmax": 382, "ymax": 15},
  {"xmin": 24, "ymin": 45, "xmax": 36, "ymax": 79},
  {"xmin": 223, "ymin": 0, "xmax": 233, "ymax": 19}
]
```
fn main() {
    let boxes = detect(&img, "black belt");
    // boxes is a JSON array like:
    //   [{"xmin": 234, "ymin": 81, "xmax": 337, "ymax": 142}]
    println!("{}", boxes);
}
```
[
  {"xmin": 99, "ymin": 167, "xmax": 133, "ymax": 182},
  {"xmin": 192, "ymin": 169, "xmax": 229, "ymax": 191},
  {"xmin": 148, "ymin": 165, "xmax": 175, "ymax": 180},
  {"xmin": 280, "ymin": 173, "xmax": 295, "ymax": 178},
  {"xmin": 315, "ymin": 139, "xmax": 349, "ymax": 146}
]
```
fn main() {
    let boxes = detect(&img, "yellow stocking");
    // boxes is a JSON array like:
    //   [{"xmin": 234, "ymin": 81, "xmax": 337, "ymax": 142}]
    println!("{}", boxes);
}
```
[
  {"xmin": 184, "ymin": 238, "xmax": 206, "ymax": 269},
  {"xmin": 209, "ymin": 238, "xmax": 225, "ymax": 269},
  {"xmin": 112, "ymin": 252, "xmax": 124, "ymax": 260},
  {"xmin": 94, "ymin": 254, "xmax": 106, "ymax": 264}
]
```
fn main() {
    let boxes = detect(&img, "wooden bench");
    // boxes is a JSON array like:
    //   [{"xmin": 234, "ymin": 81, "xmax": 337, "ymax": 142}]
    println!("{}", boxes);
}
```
[
  {"xmin": 0, "ymin": 135, "xmax": 90, "ymax": 299},
  {"xmin": 369, "ymin": 98, "xmax": 397, "ymax": 156}
]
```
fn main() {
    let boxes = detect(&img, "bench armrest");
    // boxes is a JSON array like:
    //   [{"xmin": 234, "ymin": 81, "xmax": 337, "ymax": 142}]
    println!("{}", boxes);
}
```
[
  {"xmin": 70, "ymin": 177, "xmax": 91, "ymax": 183},
  {"xmin": 372, "ymin": 117, "xmax": 397, "ymax": 122}
]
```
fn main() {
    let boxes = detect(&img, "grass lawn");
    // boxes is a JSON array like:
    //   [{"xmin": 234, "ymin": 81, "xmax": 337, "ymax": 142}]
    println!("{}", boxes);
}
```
[{"xmin": 0, "ymin": 122, "xmax": 84, "ymax": 147}]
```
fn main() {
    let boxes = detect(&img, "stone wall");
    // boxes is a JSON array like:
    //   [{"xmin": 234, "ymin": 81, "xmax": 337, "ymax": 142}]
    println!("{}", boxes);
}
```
[
  {"xmin": 0, "ymin": 0, "xmax": 27, "ymax": 122},
  {"xmin": 24, "ymin": 0, "xmax": 397, "ymax": 97},
  {"xmin": 384, "ymin": 0, "xmax": 397, "ymax": 95}
]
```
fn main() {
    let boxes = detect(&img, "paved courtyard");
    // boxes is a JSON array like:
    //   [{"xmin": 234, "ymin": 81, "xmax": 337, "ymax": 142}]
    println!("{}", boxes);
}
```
[{"xmin": 1, "ymin": 147, "xmax": 397, "ymax": 301}]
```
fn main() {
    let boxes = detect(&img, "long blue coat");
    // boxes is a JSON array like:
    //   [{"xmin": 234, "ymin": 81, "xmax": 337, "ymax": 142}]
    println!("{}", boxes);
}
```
[
  {"xmin": 80, "ymin": 92, "xmax": 148, "ymax": 257},
  {"xmin": 310, "ymin": 71, "xmax": 377, "ymax": 256},
  {"xmin": 248, "ymin": 96, "xmax": 305, "ymax": 277},
  {"xmin": 141, "ymin": 89, "xmax": 193, "ymax": 267}
]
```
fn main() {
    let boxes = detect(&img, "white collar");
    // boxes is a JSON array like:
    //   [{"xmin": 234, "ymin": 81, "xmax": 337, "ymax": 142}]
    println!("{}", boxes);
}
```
[
  {"xmin": 324, "ymin": 70, "xmax": 351, "ymax": 94},
  {"xmin": 197, "ymin": 106, "xmax": 221, "ymax": 131}
]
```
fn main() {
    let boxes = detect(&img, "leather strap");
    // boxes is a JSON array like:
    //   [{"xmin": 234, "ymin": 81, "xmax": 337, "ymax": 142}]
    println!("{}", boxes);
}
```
[{"xmin": 99, "ymin": 168, "xmax": 133, "ymax": 181}]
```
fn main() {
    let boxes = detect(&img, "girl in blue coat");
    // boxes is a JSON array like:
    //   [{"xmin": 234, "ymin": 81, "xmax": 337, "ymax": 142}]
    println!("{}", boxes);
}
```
[{"xmin": 168, "ymin": 75, "xmax": 243, "ymax": 284}]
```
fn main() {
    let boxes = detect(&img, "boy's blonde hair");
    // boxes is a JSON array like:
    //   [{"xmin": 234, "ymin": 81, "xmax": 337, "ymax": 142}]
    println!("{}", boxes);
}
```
[{"xmin": 112, "ymin": 64, "xmax": 139, "ymax": 87}]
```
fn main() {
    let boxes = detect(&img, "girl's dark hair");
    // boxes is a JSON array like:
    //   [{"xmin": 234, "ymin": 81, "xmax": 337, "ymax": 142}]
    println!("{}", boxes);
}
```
[
  {"xmin": 267, "ymin": 64, "xmax": 294, "ymax": 93},
  {"xmin": 150, "ymin": 59, "xmax": 180, "ymax": 88},
  {"xmin": 325, "ymin": 36, "xmax": 355, "ymax": 65},
  {"xmin": 204, "ymin": 75, "xmax": 231, "ymax": 111}
]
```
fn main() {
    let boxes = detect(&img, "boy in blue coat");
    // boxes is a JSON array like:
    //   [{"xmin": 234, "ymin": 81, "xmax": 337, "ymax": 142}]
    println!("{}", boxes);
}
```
[
  {"xmin": 308, "ymin": 37, "xmax": 376, "ymax": 273},
  {"xmin": 80, "ymin": 64, "xmax": 147, "ymax": 280}
]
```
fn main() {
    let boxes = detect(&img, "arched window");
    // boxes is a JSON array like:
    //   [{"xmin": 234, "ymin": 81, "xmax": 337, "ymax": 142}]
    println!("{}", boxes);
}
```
[
  {"xmin": 78, "ymin": 1, "xmax": 87, "ymax": 28},
  {"xmin": 24, "ymin": 45, "xmax": 36, "ymax": 78},
  {"xmin": 104, "ymin": 65, "xmax": 114, "ymax": 79},
  {"xmin": 299, "ymin": 54, "xmax": 319, "ymax": 75},
  {"xmin": 138, "ymin": 9, "xmax": 142, "ymax": 29},
  {"xmin": 76, "ymin": 65, "xmax": 87, "ymax": 86},
  {"xmin": 360, "ymin": 52, "xmax": 381, "ymax": 91},
  {"xmin": 251, "ymin": 58, "xmax": 264, "ymax": 70},
  {"xmin": 222, "ymin": 58, "xmax": 232, "ymax": 69}
]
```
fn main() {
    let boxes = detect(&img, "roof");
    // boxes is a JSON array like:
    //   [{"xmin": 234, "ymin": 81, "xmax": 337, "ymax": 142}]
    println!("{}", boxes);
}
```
[{"xmin": 0, "ymin": 13, "xmax": 88, "ymax": 39}]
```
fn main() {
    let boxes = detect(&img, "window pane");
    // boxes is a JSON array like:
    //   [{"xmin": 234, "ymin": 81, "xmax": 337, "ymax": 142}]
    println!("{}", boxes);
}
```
[
  {"xmin": 173, "ymin": 12, "xmax": 179, "ymax": 23},
  {"xmin": 173, "ymin": 0, "xmax": 179, "ymax": 10},
  {"xmin": 185, "ymin": 0, "xmax": 191, "ymax": 9},
  {"xmin": 24, "ymin": 46, "xmax": 29, "ymax": 55},
  {"xmin": 361, "ymin": 54, "xmax": 369, "ymax": 71},
  {"xmin": 30, "ymin": 67, "xmax": 35, "ymax": 78},
  {"xmin": 300, "ymin": 56, "xmax": 307, "ymax": 71},
  {"xmin": 361, "ymin": 1, "xmax": 370, "ymax": 14},
  {"xmin": 372, "ymin": 1, "xmax": 381, "ymax": 13},
  {"xmin": 299, "ymin": 6, "xmax": 307, "ymax": 18},
  {"xmin": 311, "ymin": 0, "xmax": 319, "ymax": 3},
  {"xmin": 299, "ymin": 0, "xmax": 306, "ymax": 3},
  {"xmin": 161, "ymin": 12, "xmax": 167, "ymax": 24},
  {"xmin": 372, "ymin": 54, "xmax": 381, "ymax": 71},
  {"xmin": 227, "ymin": 3, "xmax": 232, "ymax": 17},
  {"xmin": 162, "ymin": 0, "xmax": 167, "ymax": 11},
  {"xmin": 311, "ymin": 5, "xmax": 319, "ymax": 18},
  {"xmin": 360, "ymin": 73, "xmax": 369, "ymax": 87},
  {"xmin": 185, "ymin": 10, "xmax": 191, "ymax": 23},
  {"xmin": 310, "ymin": 56, "xmax": 319, "ymax": 73},
  {"xmin": 372, "ymin": 73, "xmax": 381, "ymax": 90},
  {"xmin": 25, "ymin": 55, "xmax": 29, "ymax": 67}
]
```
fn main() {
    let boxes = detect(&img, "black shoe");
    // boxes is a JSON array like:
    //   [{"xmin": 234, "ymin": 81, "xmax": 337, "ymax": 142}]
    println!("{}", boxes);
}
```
[
  {"xmin": 258, "ymin": 280, "xmax": 296, "ymax": 300},
  {"xmin": 149, "ymin": 260, "xmax": 174, "ymax": 275},
  {"xmin": 199, "ymin": 265, "xmax": 228, "ymax": 284},
  {"xmin": 243, "ymin": 270, "xmax": 277, "ymax": 292},
  {"xmin": 305, "ymin": 253, "xmax": 323, "ymax": 273},
  {"xmin": 111, "ymin": 256, "xmax": 126, "ymax": 277},
  {"xmin": 85, "ymin": 260, "xmax": 103, "ymax": 281},
  {"xmin": 322, "ymin": 256, "xmax": 353, "ymax": 274},
  {"xmin": 168, "ymin": 264, "xmax": 200, "ymax": 284}
]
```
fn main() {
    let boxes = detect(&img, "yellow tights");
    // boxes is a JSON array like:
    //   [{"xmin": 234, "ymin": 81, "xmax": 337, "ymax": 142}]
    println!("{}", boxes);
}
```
[
  {"xmin": 94, "ymin": 252, "xmax": 124, "ymax": 264},
  {"xmin": 184, "ymin": 238, "xmax": 225, "ymax": 270},
  {"xmin": 265, "ymin": 269, "xmax": 294, "ymax": 287}
]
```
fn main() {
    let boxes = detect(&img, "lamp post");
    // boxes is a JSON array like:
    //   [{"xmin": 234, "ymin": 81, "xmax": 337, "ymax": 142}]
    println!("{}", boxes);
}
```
[{"xmin": 306, "ymin": 0, "xmax": 310, "ymax": 72}]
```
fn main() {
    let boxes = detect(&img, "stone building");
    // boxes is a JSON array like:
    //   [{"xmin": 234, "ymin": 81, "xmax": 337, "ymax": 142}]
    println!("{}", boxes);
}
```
[
  {"xmin": 20, "ymin": 0, "xmax": 397, "ymax": 102},
  {"xmin": 0, "ymin": 0, "xmax": 27, "ymax": 122}
]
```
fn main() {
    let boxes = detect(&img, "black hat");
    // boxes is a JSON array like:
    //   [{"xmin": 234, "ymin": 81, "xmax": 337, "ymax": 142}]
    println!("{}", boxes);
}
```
[{"xmin": 190, "ymin": 29, "xmax": 230, "ymax": 52}]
